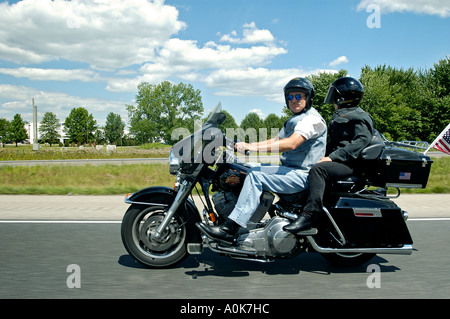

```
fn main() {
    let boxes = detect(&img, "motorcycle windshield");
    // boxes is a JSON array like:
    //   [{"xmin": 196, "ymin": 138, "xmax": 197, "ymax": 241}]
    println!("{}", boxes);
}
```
[
  {"xmin": 170, "ymin": 103, "xmax": 224, "ymax": 174},
  {"xmin": 204, "ymin": 102, "xmax": 224, "ymax": 126}
]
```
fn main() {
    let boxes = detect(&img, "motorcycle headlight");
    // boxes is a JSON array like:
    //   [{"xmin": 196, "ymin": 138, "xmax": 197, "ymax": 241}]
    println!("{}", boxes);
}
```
[{"xmin": 169, "ymin": 149, "xmax": 180, "ymax": 175}]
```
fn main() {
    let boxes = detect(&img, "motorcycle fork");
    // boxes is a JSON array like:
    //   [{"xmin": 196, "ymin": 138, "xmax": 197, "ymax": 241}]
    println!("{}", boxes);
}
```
[{"xmin": 153, "ymin": 180, "xmax": 193, "ymax": 240}]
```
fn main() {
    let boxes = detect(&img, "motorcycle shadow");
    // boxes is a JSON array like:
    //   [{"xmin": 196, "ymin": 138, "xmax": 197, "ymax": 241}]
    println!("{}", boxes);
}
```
[
  {"xmin": 183, "ymin": 249, "xmax": 401, "ymax": 278},
  {"xmin": 118, "ymin": 249, "xmax": 401, "ymax": 277}
]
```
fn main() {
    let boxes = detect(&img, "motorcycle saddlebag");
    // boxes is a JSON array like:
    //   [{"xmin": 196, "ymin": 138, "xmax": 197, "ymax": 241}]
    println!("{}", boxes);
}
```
[
  {"xmin": 330, "ymin": 204, "xmax": 413, "ymax": 247},
  {"xmin": 365, "ymin": 147, "xmax": 432, "ymax": 188}
]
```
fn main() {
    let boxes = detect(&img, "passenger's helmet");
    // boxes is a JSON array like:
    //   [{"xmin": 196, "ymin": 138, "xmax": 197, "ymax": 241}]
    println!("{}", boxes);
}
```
[
  {"xmin": 324, "ymin": 76, "xmax": 364, "ymax": 108},
  {"xmin": 283, "ymin": 77, "xmax": 315, "ymax": 110}
]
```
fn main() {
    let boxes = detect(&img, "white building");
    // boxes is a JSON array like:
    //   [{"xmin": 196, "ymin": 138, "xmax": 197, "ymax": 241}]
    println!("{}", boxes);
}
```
[{"xmin": 26, "ymin": 122, "xmax": 68, "ymax": 145}]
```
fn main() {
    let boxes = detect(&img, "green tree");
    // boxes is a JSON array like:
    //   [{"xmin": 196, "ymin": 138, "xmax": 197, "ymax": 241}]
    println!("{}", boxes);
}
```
[
  {"xmin": 64, "ymin": 107, "xmax": 97, "ymax": 145},
  {"xmin": 307, "ymin": 69, "xmax": 348, "ymax": 123},
  {"xmin": 203, "ymin": 109, "xmax": 239, "ymax": 138},
  {"xmin": 9, "ymin": 113, "xmax": 28, "ymax": 146},
  {"xmin": 127, "ymin": 81, "xmax": 203, "ymax": 145},
  {"xmin": 417, "ymin": 57, "xmax": 450, "ymax": 141},
  {"xmin": 94, "ymin": 129, "xmax": 105, "ymax": 145},
  {"xmin": 39, "ymin": 112, "xmax": 61, "ymax": 146},
  {"xmin": 240, "ymin": 112, "xmax": 264, "ymax": 143},
  {"xmin": 263, "ymin": 113, "xmax": 285, "ymax": 139},
  {"xmin": 104, "ymin": 112, "xmax": 125, "ymax": 145},
  {"xmin": 0, "ymin": 118, "xmax": 10, "ymax": 147},
  {"xmin": 360, "ymin": 65, "xmax": 422, "ymax": 141}
]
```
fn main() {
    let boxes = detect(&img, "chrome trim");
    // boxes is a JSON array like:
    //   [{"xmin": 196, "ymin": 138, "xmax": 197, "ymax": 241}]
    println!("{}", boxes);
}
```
[
  {"xmin": 206, "ymin": 239, "xmax": 258, "ymax": 257},
  {"xmin": 124, "ymin": 198, "xmax": 169, "ymax": 206},
  {"xmin": 386, "ymin": 183, "xmax": 423, "ymax": 188},
  {"xmin": 306, "ymin": 236, "xmax": 413, "ymax": 255},
  {"xmin": 402, "ymin": 210, "xmax": 408, "ymax": 221},
  {"xmin": 322, "ymin": 206, "xmax": 346, "ymax": 246}
]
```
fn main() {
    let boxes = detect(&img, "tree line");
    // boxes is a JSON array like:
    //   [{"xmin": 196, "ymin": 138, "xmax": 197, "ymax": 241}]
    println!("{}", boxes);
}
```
[
  {"xmin": 0, "ymin": 108, "xmax": 126, "ymax": 147},
  {"xmin": 1, "ymin": 56, "xmax": 448, "ymax": 147}
]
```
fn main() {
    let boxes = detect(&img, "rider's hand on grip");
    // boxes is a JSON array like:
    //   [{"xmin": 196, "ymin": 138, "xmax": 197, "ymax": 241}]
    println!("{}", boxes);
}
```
[{"xmin": 233, "ymin": 138, "xmax": 250, "ymax": 156}]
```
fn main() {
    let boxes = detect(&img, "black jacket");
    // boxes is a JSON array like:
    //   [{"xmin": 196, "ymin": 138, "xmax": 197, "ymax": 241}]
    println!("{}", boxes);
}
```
[{"xmin": 326, "ymin": 106, "xmax": 374, "ymax": 164}]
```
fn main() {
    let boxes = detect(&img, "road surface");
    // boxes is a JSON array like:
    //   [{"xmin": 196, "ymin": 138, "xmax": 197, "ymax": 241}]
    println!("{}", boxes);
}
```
[{"xmin": 0, "ymin": 194, "xmax": 449, "ymax": 300}]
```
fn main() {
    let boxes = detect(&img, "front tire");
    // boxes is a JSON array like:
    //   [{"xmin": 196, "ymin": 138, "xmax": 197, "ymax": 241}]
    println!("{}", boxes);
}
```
[{"xmin": 121, "ymin": 204, "xmax": 188, "ymax": 268}]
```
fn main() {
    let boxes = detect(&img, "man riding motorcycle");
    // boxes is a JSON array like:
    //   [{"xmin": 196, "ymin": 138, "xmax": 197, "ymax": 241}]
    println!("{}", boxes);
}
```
[
  {"xmin": 284, "ymin": 76, "xmax": 375, "ymax": 233},
  {"xmin": 196, "ymin": 77, "xmax": 327, "ymax": 243}
]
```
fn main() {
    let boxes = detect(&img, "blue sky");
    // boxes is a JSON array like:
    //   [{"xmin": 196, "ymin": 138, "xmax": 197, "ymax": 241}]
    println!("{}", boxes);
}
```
[{"xmin": 0, "ymin": 0, "xmax": 449, "ymax": 128}]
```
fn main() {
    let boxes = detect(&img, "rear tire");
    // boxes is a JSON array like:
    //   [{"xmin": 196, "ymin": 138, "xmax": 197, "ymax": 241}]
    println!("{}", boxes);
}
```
[
  {"xmin": 321, "ymin": 252, "xmax": 376, "ymax": 266},
  {"xmin": 121, "ymin": 204, "xmax": 188, "ymax": 268}
]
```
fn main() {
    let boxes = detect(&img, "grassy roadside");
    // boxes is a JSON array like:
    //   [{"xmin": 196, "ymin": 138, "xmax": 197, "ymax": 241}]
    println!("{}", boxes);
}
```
[
  {"xmin": 0, "ymin": 144, "xmax": 171, "ymax": 161},
  {"xmin": 0, "ymin": 164, "xmax": 174, "ymax": 195},
  {"xmin": 0, "ymin": 145, "xmax": 448, "ymax": 195}
]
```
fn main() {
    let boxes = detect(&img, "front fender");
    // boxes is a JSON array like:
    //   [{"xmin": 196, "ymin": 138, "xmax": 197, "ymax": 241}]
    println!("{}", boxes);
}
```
[
  {"xmin": 124, "ymin": 186, "xmax": 202, "ymax": 243},
  {"xmin": 125, "ymin": 186, "xmax": 176, "ymax": 206}
]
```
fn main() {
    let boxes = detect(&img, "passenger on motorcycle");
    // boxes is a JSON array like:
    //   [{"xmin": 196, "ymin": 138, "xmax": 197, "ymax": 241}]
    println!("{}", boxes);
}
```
[
  {"xmin": 284, "ymin": 76, "xmax": 375, "ymax": 233},
  {"xmin": 197, "ymin": 77, "xmax": 327, "ymax": 243}
]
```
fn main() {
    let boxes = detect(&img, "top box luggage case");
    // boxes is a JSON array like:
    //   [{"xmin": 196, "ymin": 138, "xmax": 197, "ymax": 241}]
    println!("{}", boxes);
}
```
[{"xmin": 365, "ymin": 147, "xmax": 433, "ymax": 189}]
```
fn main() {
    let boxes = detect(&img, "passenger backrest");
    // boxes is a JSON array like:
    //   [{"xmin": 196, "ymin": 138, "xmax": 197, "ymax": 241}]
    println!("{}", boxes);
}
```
[{"xmin": 359, "ymin": 129, "xmax": 385, "ymax": 160}]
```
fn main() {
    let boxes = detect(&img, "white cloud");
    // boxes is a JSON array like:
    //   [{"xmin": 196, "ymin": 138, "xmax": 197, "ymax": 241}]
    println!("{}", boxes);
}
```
[
  {"xmin": 357, "ymin": 0, "xmax": 450, "ymax": 17},
  {"xmin": 0, "ymin": 67, "xmax": 102, "ymax": 82},
  {"xmin": 219, "ymin": 22, "xmax": 276, "ymax": 45},
  {"xmin": 204, "ymin": 67, "xmax": 338, "ymax": 103},
  {"xmin": 158, "ymin": 38, "xmax": 286, "ymax": 70},
  {"xmin": 106, "ymin": 32, "xmax": 288, "ymax": 92},
  {"xmin": 0, "ymin": 1, "xmax": 338, "ymax": 123},
  {"xmin": 0, "ymin": 0, "xmax": 291, "ymax": 108},
  {"xmin": 0, "ymin": 84, "xmax": 126, "ymax": 124},
  {"xmin": 248, "ymin": 108, "xmax": 266, "ymax": 120},
  {"xmin": 0, "ymin": 0, "xmax": 186, "ymax": 69},
  {"xmin": 329, "ymin": 56, "xmax": 349, "ymax": 67}
]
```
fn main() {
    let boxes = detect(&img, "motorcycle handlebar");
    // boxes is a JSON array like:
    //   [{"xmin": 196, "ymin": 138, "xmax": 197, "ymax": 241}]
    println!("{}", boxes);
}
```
[
  {"xmin": 223, "ymin": 136, "xmax": 250, "ymax": 156},
  {"xmin": 233, "ymin": 137, "xmax": 251, "ymax": 156}
]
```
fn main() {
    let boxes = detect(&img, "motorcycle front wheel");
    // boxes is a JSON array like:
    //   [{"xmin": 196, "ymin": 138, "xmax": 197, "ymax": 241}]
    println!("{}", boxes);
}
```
[{"xmin": 121, "ymin": 204, "xmax": 188, "ymax": 268}]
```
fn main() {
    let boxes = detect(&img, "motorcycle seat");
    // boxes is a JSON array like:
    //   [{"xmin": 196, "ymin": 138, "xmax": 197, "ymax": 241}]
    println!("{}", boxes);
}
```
[{"xmin": 277, "ymin": 190, "xmax": 308, "ymax": 204}]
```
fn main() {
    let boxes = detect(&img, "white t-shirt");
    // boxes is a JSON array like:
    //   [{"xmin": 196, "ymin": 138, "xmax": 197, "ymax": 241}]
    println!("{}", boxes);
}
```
[{"xmin": 279, "ymin": 114, "xmax": 326, "ymax": 140}]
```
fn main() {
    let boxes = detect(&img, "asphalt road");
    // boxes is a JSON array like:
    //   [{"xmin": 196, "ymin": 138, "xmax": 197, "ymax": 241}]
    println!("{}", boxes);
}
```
[{"xmin": 0, "ymin": 194, "xmax": 449, "ymax": 300}]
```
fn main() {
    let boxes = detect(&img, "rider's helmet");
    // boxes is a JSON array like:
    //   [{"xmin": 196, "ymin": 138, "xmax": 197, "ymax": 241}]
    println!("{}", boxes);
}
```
[
  {"xmin": 324, "ymin": 76, "xmax": 364, "ymax": 108},
  {"xmin": 283, "ymin": 77, "xmax": 315, "ymax": 110}
]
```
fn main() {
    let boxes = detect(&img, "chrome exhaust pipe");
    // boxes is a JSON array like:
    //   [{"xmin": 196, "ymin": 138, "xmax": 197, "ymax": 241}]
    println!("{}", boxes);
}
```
[{"xmin": 307, "ymin": 236, "xmax": 413, "ymax": 255}]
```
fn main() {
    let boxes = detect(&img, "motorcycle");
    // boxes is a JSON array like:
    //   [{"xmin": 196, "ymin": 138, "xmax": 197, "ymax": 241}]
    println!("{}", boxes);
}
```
[{"xmin": 121, "ymin": 103, "xmax": 433, "ymax": 268}]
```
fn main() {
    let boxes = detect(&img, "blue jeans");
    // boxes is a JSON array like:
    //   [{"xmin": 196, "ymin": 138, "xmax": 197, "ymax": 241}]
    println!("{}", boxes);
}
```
[{"xmin": 228, "ymin": 164, "xmax": 309, "ymax": 227}]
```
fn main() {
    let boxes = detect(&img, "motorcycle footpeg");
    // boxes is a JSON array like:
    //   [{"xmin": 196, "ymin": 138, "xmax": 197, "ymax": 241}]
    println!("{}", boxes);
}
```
[
  {"xmin": 295, "ymin": 228, "xmax": 318, "ymax": 236},
  {"xmin": 187, "ymin": 243, "xmax": 203, "ymax": 255},
  {"xmin": 195, "ymin": 222, "xmax": 237, "ymax": 245}
]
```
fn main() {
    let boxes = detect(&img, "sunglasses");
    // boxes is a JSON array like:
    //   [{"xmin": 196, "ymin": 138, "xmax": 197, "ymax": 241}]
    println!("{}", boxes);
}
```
[{"xmin": 287, "ymin": 94, "xmax": 304, "ymax": 101}]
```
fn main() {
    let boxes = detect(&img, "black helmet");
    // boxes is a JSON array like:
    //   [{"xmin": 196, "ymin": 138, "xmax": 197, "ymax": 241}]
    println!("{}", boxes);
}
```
[
  {"xmin": 324, "ymin": 76, "xmax": 364, "ymax": 108},
  {"xmin": 284, "ymin": 77, "xmax": 315, "ymax": 110}
]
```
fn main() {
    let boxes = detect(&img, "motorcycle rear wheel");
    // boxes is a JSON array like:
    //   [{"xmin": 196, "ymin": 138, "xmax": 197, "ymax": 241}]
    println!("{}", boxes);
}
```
[
  {"xmin": 321, "ymin": 252, "xmax": 376, "ymax": 266},
  {"xmin": 121, "ymin": 204, "xmax": 188, "ymax": 268}
]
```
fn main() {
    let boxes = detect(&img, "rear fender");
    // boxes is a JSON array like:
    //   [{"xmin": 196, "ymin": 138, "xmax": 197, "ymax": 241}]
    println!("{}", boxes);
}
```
[{"xmin": 125, "ymin": 186, "xmax": 202, "ymax": 243}]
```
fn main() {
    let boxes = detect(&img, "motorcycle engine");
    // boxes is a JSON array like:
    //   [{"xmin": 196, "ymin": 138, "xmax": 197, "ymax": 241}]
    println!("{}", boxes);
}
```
[
  {"xmin": 236, "ymin": 217, "xmax": 298, "ymax": 258},
  {"xmin": 212, "ymin": 191, "xmax": 297, "ymax": 258}
]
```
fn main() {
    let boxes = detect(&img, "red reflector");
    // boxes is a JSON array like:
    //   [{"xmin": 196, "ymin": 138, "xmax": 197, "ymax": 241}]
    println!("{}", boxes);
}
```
[{"xmin": 355, "ymin": 212, "xmax": 374, "ymax": 217}]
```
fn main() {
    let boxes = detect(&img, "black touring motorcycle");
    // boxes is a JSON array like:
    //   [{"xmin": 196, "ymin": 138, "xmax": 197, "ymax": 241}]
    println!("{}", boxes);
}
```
[{"xmin": 121, "ymin": 104, "xmax": 432, "ymax": 267}]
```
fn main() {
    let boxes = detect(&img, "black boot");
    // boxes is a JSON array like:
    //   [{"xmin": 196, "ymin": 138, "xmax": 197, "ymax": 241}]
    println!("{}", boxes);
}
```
[
  {"xmin": 283, "ymin": 212, "xmax": 314, "ymax": 233},
  {"xmin": 196, "ymin": 219, "xmax": 241, "ymax": 243}
]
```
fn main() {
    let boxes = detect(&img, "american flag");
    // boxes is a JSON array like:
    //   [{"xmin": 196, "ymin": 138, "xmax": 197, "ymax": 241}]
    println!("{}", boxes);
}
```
[{"xmin": 428, "ymin": 123, "xmax": 450, "ymax": 155}]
